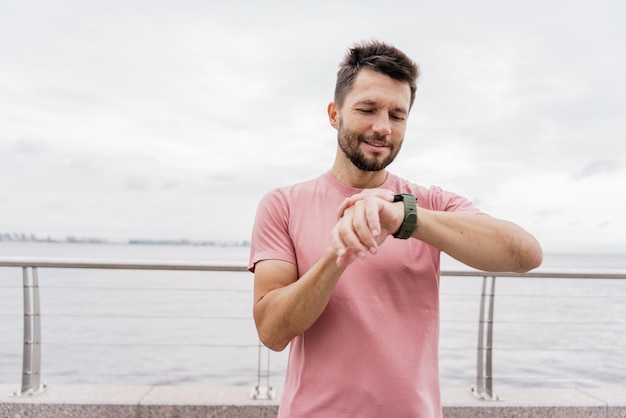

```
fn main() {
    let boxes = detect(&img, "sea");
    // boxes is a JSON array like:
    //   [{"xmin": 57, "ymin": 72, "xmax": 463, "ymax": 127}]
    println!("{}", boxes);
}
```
[{"xmin": 0, "ymin": 241, "xmax": 625, "ymax": 391}]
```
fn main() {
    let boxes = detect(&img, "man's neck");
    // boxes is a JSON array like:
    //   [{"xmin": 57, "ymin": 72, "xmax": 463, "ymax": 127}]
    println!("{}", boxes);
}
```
[{"xmin": 330, "ymin": 161, "xmax": 388, "ymax": 189}]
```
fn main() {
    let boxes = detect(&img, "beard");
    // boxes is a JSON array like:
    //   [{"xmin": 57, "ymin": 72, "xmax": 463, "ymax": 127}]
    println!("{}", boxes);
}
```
[{"xmin": 337, "ymin": 121, "xmax": 402, "ymax": 172}]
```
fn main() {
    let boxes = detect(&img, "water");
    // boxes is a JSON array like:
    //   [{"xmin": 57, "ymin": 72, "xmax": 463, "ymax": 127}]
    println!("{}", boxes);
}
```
[{"xmin": 0, "ymin": 242, "xmax": 625, "ymax": 390}]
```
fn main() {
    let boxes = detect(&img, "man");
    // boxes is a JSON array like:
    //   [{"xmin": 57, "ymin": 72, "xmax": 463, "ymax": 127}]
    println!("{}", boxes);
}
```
[{"xmin": 249, "ymin": 40, "xmax": 542, "ymax": 417}]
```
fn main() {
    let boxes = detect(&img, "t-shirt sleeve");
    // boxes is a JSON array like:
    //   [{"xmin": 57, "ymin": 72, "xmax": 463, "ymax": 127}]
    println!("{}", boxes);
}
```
[
  {"xmin": 248, "ymin": 189, "xmax": 297, "ymax": 273},
  {"xmin": 427, "ymin": 186, "xmax": 483, "ymax": 214}
]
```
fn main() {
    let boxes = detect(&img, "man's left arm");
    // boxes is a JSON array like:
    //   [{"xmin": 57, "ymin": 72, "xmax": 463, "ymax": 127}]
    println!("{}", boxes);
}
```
[
  {"xmin": 413, "ymin": 209, "xmax": 542, "ymax": 273},
  {"xmin": 333, "ymin": 191, "xmax": 543, "ymax": 273}
]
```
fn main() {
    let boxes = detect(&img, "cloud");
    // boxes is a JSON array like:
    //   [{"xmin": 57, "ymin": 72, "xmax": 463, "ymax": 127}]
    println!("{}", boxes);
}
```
[
  {"xmin": 0, "ymin": 0, "xmax": 625, "ymax": 252},
  {"xmin": 574, "ymin": 159, "xmax": 624, "ymax": 180},
  {"xmin": 10, "ymin": 137, "xmax": 46, "ymax": 154}
]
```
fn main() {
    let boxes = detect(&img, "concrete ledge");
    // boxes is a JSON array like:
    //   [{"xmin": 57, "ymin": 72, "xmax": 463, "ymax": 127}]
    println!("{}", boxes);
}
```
[
  {"xmin": 441, "ymin": 387, "xmax": 625, "ymax": 418},
  {"xmin": 1, "ymin": 385, "xmax": 624, "ymax": 417},
  {"xmin": 0, "ymin": 385, "xmax": 279, "ymax": 418}
]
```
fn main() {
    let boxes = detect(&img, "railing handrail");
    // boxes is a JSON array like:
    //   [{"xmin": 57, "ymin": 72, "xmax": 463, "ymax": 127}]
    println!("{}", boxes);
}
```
[
  {"xmin": 0, "ymin": 257, "xmax": 249, "ymax": 271},
  {"xmin": 441, "ymin": 270, "xmax": 626, "ymax": 279},
  {"xmin": 1, "ymin": 257, "xmax": 625, "ymax": 279}
]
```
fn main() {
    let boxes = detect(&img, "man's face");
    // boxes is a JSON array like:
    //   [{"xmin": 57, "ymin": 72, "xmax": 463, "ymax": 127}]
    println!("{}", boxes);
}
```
[{"xmin": 334, "ymin": 69, "xmax": 411, "ymax": 172}]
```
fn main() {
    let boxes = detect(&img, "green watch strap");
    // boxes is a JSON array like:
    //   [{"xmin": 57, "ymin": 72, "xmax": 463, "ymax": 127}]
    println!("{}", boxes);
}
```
[{"xmin": 392, "ymin": 194, "xmax": 418, "ymax": 239}]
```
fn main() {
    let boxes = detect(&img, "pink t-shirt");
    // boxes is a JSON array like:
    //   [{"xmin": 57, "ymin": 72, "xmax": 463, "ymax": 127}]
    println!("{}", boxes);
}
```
[{"xmin": 249, "ymin": 171, "xmax": 480, "ymax": 417}]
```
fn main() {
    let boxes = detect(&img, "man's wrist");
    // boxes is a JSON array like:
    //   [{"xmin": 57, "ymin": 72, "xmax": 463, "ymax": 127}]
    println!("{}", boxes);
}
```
[{"xmin": 392, "ymin": 194, "xmax": 418, "ymax": 239}]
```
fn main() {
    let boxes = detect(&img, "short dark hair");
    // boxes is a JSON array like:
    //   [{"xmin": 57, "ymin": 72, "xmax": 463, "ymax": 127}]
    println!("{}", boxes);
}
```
[{"xmin": 334, "ymin": 40, "xmax": 420, "ymax": 110}]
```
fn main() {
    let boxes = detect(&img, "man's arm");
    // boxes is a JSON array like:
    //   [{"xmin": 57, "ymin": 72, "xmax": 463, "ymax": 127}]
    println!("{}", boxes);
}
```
[
  {"xmin": 333, "ymin": 191, "xmax": 543, "ymax": 273},
  {"xmin": 413, "ymin": 210, "xmax": 543, "ymax": 272},
  {"xmin": 252, "ymin": 247, "xmax": 348, "ymax": 351}
]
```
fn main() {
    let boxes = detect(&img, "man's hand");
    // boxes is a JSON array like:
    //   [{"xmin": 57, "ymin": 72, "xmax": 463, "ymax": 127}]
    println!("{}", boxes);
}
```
[
  {"xmin": 336, "ymin": 188, "xmax": 396, "ymax": 220},
  {"xmin": 332, "ymin": 189, "xmax": 402, "ymax": 267}
]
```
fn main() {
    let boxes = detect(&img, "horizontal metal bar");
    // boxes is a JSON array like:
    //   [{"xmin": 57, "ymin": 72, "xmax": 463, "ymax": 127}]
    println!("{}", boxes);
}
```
[
  {"xmin": 443, "ymin": 270, "xmax": 626, "ymax": 279},
  {"xmin": 40, "ymin": 287, "xmax": 252, "ymax": 292},
  {"xmin": 41, "ymin": 314, "xmax": 252, "ymax": 319},
  {"xmin": 476, "ymin": 347, "xmax": 626, "ymax": 352},
  {"xmin": 40, "ymin": 342, "xmax": 259, "ymax": 348},
  {"xmin": 70, "ymin": 372, "xmax": 264, "ymax": 378},
  {"xmin": 1, "ymin": 257, "xmax": 624, "ymax": 279},
  {"xmin": 0, "ymin": 258, "xmax": 249, "ymax": 271}
]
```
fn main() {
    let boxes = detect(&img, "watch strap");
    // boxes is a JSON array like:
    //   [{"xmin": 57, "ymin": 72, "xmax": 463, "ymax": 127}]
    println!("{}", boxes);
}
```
[{"xmin": 392, "ymin": 194, "xmax": 418, "ymax": 239}]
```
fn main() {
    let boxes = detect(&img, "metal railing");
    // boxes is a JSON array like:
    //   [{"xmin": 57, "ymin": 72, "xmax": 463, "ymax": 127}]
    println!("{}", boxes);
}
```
[
  {"xmin": 0, "ymin": 258, "xmax": 267, "ymax": 398},
  {"xmin": 1, "ymin": 257, "xmax": 625, "ymax": 401},
  {"xmin": 445, "ymin": 270, "xmax": 625, "ymax": 400}
]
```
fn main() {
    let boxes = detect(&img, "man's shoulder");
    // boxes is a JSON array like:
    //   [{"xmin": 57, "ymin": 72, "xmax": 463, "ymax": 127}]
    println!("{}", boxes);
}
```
[
  {"xmin": 385, "ymin": 172, "xmax": 432, "ymax": 195},
  {"xmin": 264, "ymin": 173, "xmax": 330, "ymax": 199},
  {"xmin": 386, "ymin": 173, "xmax": 477, "ymax": 212}
]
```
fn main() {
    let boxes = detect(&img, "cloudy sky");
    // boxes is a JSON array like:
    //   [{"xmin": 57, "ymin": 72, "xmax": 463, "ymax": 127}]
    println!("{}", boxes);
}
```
[{"xmin": 1, "ymin": 0, "xmax": 624, "ymax": 253}]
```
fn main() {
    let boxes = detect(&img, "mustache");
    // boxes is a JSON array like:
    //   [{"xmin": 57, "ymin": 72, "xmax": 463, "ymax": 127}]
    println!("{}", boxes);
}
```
[{"xmin": 359, "ymin": 133, "xmax": 392, "ymax": 146}]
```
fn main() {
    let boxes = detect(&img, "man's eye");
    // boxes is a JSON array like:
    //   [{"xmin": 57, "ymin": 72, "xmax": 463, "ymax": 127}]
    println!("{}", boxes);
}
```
[
  {"xmin": 391, "ymin": 114, "xmax": 406, "ymax": 121},
  {"xmin": 357, "ymin": 108, "xmax": 374, "ymax": 114}
]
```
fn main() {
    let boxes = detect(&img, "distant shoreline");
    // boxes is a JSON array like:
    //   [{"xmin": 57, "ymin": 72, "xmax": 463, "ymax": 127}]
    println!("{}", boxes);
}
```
[{"xmin": 0, "ymin": 234, "xmax": 250, "ymax": 247}]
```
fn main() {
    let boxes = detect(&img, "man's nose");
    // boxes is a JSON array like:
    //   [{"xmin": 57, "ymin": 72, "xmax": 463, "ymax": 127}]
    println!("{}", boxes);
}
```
[{"xmin": 372, "ymin": 112, "xmax": 392, "ymax": 136}]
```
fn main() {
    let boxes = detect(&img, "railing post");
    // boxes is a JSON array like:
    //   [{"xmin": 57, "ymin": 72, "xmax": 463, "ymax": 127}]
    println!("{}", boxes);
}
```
[
  {"xmin": 16, "ymin": 267, "xmax": 46, "ymax": 397},
  {"xmin": 250, "ymin": 341, "xmax": 276, "ymax": 400},
  {"xmin": 31, "ymin": 267, "xmax": 43, "ymax": 391},
  {"xmin": 20, "ymin": 267, "xmax": 33, "ymax": 394},
  {"xmin": 471, "ymin": 275, "xmax": 500, "ymax": 401}
]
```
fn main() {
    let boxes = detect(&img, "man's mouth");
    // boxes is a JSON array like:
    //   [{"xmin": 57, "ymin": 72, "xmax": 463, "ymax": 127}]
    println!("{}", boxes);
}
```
[{"xmin": 362, "ymin": 138, "xmax": 389, "ymax": 148}]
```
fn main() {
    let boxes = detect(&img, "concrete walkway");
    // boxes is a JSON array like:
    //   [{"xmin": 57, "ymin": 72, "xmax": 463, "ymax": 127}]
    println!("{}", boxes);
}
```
[{"xmin": 1, "ymin": 385, "xmax": 625, "ymax": 417}]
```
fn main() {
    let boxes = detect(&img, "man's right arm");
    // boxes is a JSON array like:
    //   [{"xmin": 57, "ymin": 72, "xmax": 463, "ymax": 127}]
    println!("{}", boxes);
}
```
[{"xmin": 252, "ymin": 247, "xmax": 347, "ymax": 351}]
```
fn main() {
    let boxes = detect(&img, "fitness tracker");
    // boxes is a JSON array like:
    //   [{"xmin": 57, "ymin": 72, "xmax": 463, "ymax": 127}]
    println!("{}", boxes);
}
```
[{"xmin": 392, "ymin": 194, "xmax": 418, "ymax": 239}]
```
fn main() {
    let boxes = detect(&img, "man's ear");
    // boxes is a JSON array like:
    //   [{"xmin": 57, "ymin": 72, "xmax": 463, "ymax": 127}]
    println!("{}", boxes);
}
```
[{"xmin": 327, "ymin": 102, "xmax": 339, "ymax": 129}]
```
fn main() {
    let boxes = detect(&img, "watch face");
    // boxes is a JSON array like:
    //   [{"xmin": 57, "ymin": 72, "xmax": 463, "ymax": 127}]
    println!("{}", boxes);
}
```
[{"xmin": 393, "ymin": 193, "xmax": 416, "ymax": 202}]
